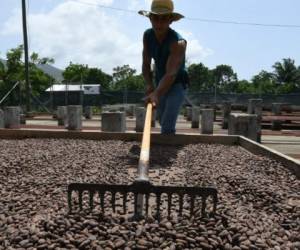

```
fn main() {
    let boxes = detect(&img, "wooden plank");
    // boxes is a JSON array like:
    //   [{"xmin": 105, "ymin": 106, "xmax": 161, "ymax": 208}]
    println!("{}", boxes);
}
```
[{"xmin": 0, "ymin": 129, "xmax": 238, "ymax": 146}]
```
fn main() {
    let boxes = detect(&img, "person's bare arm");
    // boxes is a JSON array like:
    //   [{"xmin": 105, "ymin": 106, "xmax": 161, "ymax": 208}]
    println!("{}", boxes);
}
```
[
  {"xmin": 142, "ymin": 35, "xmax": 154, "ymax": 95},
  {"xmin": 147, "ymin": 40, "xmax": 186, "ymax": 106}
]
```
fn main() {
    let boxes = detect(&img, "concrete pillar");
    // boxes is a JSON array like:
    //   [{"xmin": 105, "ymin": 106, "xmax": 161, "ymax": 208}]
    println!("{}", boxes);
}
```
[
  {"xmin": 183, "ymin": 106, "xmax": 188, "ymax": 118},
  {"xmin": 4, "ymin": 106, "xmax": 20, "ymax": 129},
  {"xmin": 248, "ymin": 99, "xmax": 263, "ymax": 118},
  {"xmin": 102, "ymin": 112, "xmax": 126, "ymax": 132},
  {"xmin": 212, "ymin": 103, "xmax": 217, "ymax": 121},
  {"xmin": 191, "ymin": 107, "xmax": 200, "ymax": 128},
  {"xmin": 18, "ymin": 107, "xmax": 26, "ymax": 125},
  {"xmin": 247, "ymin": 99, "xmax": 262, "ymax": 143},
  {"xmin": 222, "ymin": 101, "xmax": 232, "ymax": 129},
  {"xmin": 228, "ymin": 113, "xmax": 258, "ymax": 142},
  {"xmin": 52, "ymin": 111, "xmax": 57, "ymax": 119},
  {"xmin": 57, "ymin": 106, "xmax": 68, "ymax": 126},
  {"xmin": 20, "ymin": 114, "xmax": 26, "ymax": 125},
  {"xmin": 84, "ymin": 106, "xmax": 93, "ymax": 119},
  {"xmin": 135, "ymin": 107, "xmax": 146, "ymax": 132},
  {"xmin": 127, "ymin": 105, "xmax": 135, "ymax": 117},
  {"xmin": 186, "ymin": 107, "xmax": 192, "ymax": 121},
  {"xmin": 0, "ymin": 109, "xmax": 4, "ymax": 128},
  {"xmin": 271, "ymin": 103, "xmax": 282, "ymax": 130},
  {"xmin": 67, "ymin": 105, "xmax": 82, "ymax": 130},
  {"xmin": 200, "ymin": 109, "xmax": 214, "ymax": 134}
]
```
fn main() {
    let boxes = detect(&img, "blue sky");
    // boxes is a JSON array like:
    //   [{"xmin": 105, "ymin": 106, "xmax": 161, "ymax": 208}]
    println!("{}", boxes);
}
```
[{"xmin": 0, "ymin": 0, "xmax": 299, "ymax": 80}]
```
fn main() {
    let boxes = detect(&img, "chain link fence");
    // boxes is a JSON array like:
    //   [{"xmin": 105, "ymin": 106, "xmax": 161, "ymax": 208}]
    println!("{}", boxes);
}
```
[{"xmin": 1, "ymin": 87, "xmax": 300, "ymax": 113}]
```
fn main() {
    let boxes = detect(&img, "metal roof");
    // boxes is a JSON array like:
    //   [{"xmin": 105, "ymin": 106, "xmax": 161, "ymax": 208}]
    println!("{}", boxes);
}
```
[{"xmin": 45, "ymin": 84, "xmax": 100, "ymax": 94}]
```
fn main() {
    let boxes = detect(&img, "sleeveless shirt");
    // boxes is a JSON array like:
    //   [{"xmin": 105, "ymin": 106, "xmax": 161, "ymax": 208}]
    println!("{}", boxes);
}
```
[{"xmin": 144, "ymin": 28, "xmax": 188, "ymax": 87}]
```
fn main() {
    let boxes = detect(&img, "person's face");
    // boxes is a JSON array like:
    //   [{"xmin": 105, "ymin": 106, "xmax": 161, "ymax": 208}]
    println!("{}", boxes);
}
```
[{"xmin": 149, "ymin": 14, "xmax": 173, "ymax": 36}]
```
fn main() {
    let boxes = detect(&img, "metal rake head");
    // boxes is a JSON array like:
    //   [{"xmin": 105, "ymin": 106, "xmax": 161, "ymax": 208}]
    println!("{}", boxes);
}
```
[{"xmin": 68, "ymin": 181, "xmax": 218, "ymax": 220}]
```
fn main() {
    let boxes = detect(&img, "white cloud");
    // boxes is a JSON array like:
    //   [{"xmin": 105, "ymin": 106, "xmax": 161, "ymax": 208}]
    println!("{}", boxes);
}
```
[
  {"xmin": 0, "ymin": 0, "xmax": 212, "ymax": 74},
  {"xmin": 76, "ymin": 0, "xmax": 114, "ymax": 6},
  {"xmin": 0, "ymin": 0, "xmax": 141, "ymax": 73},
  {"xmin": 127, "ymin": 0, "xmax": 150, "ymax": 11},
  {"xmin": 1, "ymin": 9, "xmax": 22, "ymax": 36},
  {"xmin": 178, "ymin": 30, "xmax": 214, "ymax": 64}
]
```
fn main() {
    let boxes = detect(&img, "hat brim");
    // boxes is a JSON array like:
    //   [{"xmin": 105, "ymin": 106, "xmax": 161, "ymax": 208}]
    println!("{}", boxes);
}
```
[{"xmin": 138, "ymin": 10, "xmax": 184, "ymax": 22}]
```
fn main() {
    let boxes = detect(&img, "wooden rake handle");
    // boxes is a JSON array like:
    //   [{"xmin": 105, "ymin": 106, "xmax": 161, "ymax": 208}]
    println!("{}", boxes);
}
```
[{"xmin": 136, "ymin": 102, "xmax": 153, "ymax": 182}]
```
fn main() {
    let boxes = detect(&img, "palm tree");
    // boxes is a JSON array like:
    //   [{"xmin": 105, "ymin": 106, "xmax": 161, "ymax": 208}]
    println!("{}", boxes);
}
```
[{"xmin": 272, "ymin": 58, "xmax": 300, "ymax": 85}]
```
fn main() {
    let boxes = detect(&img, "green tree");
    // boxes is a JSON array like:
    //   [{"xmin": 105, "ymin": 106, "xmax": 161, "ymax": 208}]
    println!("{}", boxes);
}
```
[
  {"xmin": 187, "ymin": 63, "xmax": 213, "ymax": 91},
  {"xmin": 6, "ymin": 45, "xmax": 24, "ymax": 83},
  {"xmin": 63, "ymin": 63, "xmax": 112, "ymax": 90},
  {"xmin": 126, "ymin": 74, "xmax": 145, "ymax": 91},
  {"xmin": 272, "ymin": 58, "xmax": 300, "ymax": 93},
  {"xmin": 212, "ymin": 64, "xmax": 238, "ymax": 93},
  {"xmin": 112, "ymin": 65, "xmax": 144, "ymax": 91},
  {"xmin": 0, "ymin": 45, "xmax": 54, "ymax": 105},
  {"xmin": 84, "ymin": 67, "xmax": 112, "ymax": 90},
  {"xmin": 235, "ymin": 80, "xmax": 253, "ymax": 93},
  {"xmin": 62, "ymin": 63, "xmax": 88, "ymax": 83},
  {"xmin": 252, "ymin": 70, "xmax": 277, "ymax": 94},
  {"xmin": 30, "ymin": 52, "xmax": 55, "ymax": 65}
]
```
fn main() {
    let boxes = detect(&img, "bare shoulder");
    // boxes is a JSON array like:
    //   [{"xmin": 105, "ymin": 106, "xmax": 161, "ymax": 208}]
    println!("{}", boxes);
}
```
[{"xmin": 170, "ymin": 39, "xmax": 187, "ymax": 53}]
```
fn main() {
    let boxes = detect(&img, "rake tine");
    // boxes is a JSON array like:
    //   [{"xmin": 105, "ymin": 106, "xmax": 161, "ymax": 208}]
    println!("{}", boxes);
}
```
[
  {"xmin": 89, "ymin": 191, "xmax": 94, "ymax": 210},
  {"xmin": 111, "ymin": 192, "xmax": 116, "ymax": 213},
  {"xmin": 122, "ymin": 192, "xmax": 127, "ymax": 214},
  {"xmin": 167, "ymin": 194, "xmax": 172, "ymax": 219},
  {"xmin": 156, "ymin": 193, "xmax": 161, "ymax": 221},
  {"xmin": 134, "ymin": 193, "xmax": 138, "ymax": 216},
  {"xmin": 68, "ymin": 190, "xmax": 72, "ymax": 212},
  {"xmin": 145, "ymin": 194, "xmax": 150, "ymax": 216},
  {"xmin": 190, "ymin": 195, "xmax": 195, "ymax": 218},
  {"xmin": 213, "ymin": 194, "xmax": 218, "ymax": 213},
  {"xmin": 179, "ymin": 194, "xmax": 183, "ymax": 217},
  {"xmin": 201, "ymin": 196, "xmax": 207, "ymax": 217},
  {"xmin": 78, "ymin": 191, "xmax": 83, "ymax": 210},
  {"xmin": 100, "ymin": 192, "xmax": 105, "ymax": 212}
]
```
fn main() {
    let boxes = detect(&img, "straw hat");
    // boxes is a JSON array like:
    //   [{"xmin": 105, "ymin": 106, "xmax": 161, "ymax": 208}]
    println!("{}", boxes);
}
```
[{"xmin": 138, "ymin": 0, "xmax": 184, "ymax": 22}]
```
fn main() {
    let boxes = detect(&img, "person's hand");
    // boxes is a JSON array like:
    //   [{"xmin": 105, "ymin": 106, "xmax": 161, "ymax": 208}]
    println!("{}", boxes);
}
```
[{"xmin": 144, "ymin": 90, "xmax": 159, "ymax": 107}]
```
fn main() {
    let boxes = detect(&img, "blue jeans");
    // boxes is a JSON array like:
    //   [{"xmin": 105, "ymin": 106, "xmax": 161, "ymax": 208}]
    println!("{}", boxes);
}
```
[{"xmin": 156, "ymin": 83, "xmax": 186, "ymax": 134}]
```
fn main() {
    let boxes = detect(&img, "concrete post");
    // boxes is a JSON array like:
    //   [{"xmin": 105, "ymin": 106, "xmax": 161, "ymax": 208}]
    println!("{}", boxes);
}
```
[
  {"xmin": 0, "ymin": 109, "xmax": 4, "ymax": 128},
  {"xmin": 135, "ymin": 107, "xmax": 146, "ymax": 132},
  {"xmin": 200, "ymin": 109, "xmax": 214, "ymax": 134},
  {"xmin": 183, "ymin": 106, "xmax": 187, "ymax": 118},
  {"xmin": 228, "ymin": 113, "xmax": 258, "ymax": 142},
  {"xmin": 67, "ymin": 105, "xmax": 82, "ymax": 130},
  {"xmin": 247, "ymin": 99, "xmax": 262, "ymax": 143},
  {"xmin": 102, "ymin": 112, "xmax": 126, "ymax": 132},
  {"xmin": 271, "ymin": 103, "xmax": 282, "ymax": 130},
  {"xmin": 84, "ymin": 106, "xmax": 93, "ymax": 119},
  {"xmin": 18, "ymin": 107, "xmax": 26, "ymax": 125},
  {"xmin": 4, "ymin": 106, "xmax": 20, "ymax": 129},
  {"xmin": 57, "ymin": 106, "xmax": 68, "ymax": 126},
  {"xmin": 186, "ymin": 107, "xmax": 192, "ymax": 121},
  {"xmin": 127, "ymin": 105, "xmax": 135, "ymax": 117},
  {"xmin": 222, "ymin": 101, "xmax": 232, "ymax": 129},
  {"xmin": 191, "ymin": 106, "xmax": 200, "ymax": 128},
  {"xmin": 212, "ymin": 103, "xmax": 217, "ymax": 121},
  {"xmin": 248, "ymin": 99, "xmax": 262, "ymax": 115},
  {"xmin": 20, "ymin": 114, "xmax": 26, "ymax": 125}
]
